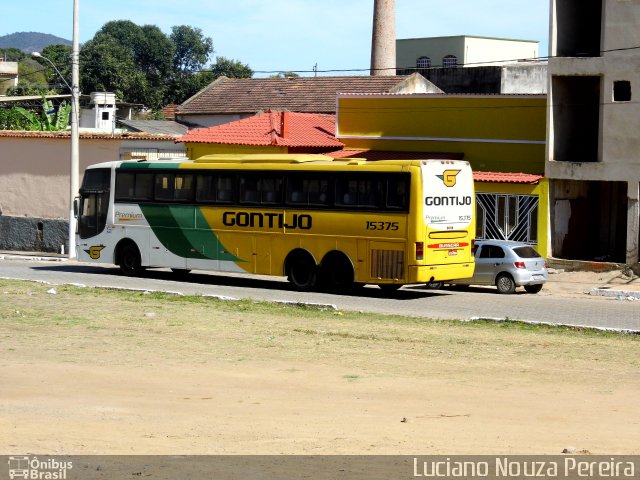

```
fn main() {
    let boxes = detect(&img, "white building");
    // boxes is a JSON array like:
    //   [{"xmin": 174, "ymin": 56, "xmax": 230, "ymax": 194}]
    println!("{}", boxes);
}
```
[{"xmin": 396, "ymin": 35, "xmax": 540, "ymax": 70}]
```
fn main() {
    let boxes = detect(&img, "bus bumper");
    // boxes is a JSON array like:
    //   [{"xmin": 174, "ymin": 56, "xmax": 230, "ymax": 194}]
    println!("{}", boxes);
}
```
[{"xmin": 408, "ymin": 262, "xmax": 475, "ymax": 284}]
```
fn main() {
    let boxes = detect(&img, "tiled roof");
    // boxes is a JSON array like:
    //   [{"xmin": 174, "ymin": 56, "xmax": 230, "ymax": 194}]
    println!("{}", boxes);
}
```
[
  {"xmin": 0, "ymin": 130, "xmax": 179, "ymax": 141},
  {"xmin": 118, "ymin": 119, "xmax": 188, "ymax": 136},
  {"xmin": 177, "ymin": 76, "xmax": 412, "ymax": 115},
  {"xmin": 178, "ymin": 111, "xmax": 344, "ymax": 148},
  {"xmin": 474, "ymin": 171, "xmax": 543, "ymax": 184}
]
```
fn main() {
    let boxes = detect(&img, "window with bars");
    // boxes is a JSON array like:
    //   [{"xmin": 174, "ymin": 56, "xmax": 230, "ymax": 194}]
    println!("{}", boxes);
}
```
[
  {"xmin": 476, "ymin": 193, "xmax": 539, "ymax": 245},
  {"xmin": 442, "ymin": 55, "xmax": 458, "ymax": 68},
  {"xmin": 416, "ymin": 56, "xmax": 431, "ymax": 69}
]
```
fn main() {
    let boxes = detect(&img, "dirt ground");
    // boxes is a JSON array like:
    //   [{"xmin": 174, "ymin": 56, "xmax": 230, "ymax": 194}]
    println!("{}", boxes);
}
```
[{"xmin": 0, "ymin": 276, "xmax": 639, "ymax": 455}]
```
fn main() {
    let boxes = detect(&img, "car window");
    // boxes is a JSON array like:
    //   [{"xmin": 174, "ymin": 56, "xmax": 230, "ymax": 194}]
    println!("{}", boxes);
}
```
[
  {"xmin": 478, "ymin": 245, "xmax": 505, "ymax": 259},
  {"xmin": 513, "ymin": 246, "xmax": 542, "ymax": 258}
]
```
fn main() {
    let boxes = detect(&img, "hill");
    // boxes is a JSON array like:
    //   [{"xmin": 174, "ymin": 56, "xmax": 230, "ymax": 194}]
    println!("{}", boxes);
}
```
[{"xmin": 0, "ymin": 32, "xmax": 71, "ymax": 53}]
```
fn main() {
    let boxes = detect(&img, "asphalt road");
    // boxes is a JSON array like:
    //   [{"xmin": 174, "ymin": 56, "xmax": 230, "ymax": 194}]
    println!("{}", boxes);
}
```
[{"xmin": 1, "ymin": 258, "xmax": 638, "ymax": 332}]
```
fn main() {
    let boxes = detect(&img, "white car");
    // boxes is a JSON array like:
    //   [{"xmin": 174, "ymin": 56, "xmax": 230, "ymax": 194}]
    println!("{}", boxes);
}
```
[{"xmin": 428, "ymin": 240, "xmax": 548, "ymax": 294}]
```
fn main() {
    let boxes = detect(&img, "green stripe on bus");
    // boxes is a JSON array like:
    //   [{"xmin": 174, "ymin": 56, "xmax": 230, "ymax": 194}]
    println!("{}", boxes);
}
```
[
  {"xmin": 120, "ymin": 162, "xmax": 184, "ymax": 170},
  {"xmin": 139, "ymin": 204, "xmax": 243, "ymax": 262}
]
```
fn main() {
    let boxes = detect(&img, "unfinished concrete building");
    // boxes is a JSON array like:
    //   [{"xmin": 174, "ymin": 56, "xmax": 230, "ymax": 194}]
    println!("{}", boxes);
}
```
[{"xmin": 546, "ymin": 0, "xmax": 640, "ymax": 264}]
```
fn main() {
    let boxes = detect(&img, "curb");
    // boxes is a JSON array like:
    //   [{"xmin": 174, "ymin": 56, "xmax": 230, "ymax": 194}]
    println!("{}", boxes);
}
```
[
  {"xmin": 0, "ymin": 253, "xmax": 67, "ymax": 262},
  {"xmin": 590, "ymin": 288, "xmax": 640, "ymax": 300}
]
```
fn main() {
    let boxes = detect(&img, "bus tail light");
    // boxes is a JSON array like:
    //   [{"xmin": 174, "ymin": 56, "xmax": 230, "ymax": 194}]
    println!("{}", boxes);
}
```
[
  {"xmin": 514, "ymin": 261, "xmax": 526, "ymax": 269},
  {"xmin": 416, "ymin": 242, "xmax": 424, "ymax": 260}
]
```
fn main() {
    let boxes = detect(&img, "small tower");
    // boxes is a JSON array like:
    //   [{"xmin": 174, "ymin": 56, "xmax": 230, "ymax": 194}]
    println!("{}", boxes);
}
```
[
  {"xmin": 80, "ymin": 92, "xmax": 117, "ymax": 131},
  {"xmin": 370, "ymin": 0, "xmax": 396, "ymax": 76}
]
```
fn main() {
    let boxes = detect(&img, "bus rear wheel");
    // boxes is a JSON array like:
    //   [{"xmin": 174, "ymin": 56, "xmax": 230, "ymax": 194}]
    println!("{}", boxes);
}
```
[
  {"xmin": 320, "ymin": 252, "xmax": 355, "ymax": 293},
  {"xmin": 119, "ymin": 243, "xmax": 144, "ymax": 277},
  {"xmin": 286, "ymin": 251, "xmax": 318, "ymax": 291}
]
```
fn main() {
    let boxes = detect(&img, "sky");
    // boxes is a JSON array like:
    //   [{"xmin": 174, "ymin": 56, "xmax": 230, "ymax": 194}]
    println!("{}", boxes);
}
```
[{"xmin": 1, "ymin": 0, "xmax": 549, "ymax": 77}]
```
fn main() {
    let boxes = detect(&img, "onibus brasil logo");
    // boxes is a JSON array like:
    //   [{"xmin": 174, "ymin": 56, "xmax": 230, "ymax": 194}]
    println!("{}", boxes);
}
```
[
  {"xmin": 7, "ymin": 456, "xmax": 72, "ymax": 479},
  {"xmin": 436, "ymin": 169, "xmax": 461, "ymax": 187}
]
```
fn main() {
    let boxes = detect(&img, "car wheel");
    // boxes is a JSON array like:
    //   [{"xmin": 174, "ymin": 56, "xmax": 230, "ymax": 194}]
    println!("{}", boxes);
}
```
[
  {"xmin": 495, "ymin": 273, "xmax": 516, "ymax": 294},
  {"xmin": 524, "ymin": 284, "xmax": 543, "ymax": 294}
]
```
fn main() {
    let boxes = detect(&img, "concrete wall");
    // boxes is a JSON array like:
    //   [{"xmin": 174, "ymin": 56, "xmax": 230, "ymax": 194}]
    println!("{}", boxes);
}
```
[
  {"xmin": 546, "ymin": 0, "xmax": 640, "ymax": 263},
  {"xmin": 398, "ymin": 64, "xmax": 547, "ymax": 94},
  {"xmin": 0, "ymin": 134, "xmax": 181, "ymax": 252}
]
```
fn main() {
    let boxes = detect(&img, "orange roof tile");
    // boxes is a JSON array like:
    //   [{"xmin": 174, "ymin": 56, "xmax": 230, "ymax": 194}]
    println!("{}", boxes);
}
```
[
  {"xmin": 178, "ymin": 111, "xmax": 344, "ymax": 148},
  {"xmin": 473, "ymin": 171, "xmax": 543, "ymax": 184}
]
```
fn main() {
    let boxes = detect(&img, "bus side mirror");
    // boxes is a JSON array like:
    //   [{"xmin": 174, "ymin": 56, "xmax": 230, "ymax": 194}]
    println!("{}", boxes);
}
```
[{"xmin": 73, "ymin": 196, "xmax": 80, "ymax": 218}]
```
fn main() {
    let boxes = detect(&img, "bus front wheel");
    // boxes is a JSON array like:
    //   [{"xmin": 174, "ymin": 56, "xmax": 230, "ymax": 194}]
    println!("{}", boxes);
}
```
[
  {"xmin": 119, "ymin": 243, "xmax": 144, "ymax": 277},
  {"xmin": 286, "ymin": 252, "xmax": 317, "ymax": 291}
]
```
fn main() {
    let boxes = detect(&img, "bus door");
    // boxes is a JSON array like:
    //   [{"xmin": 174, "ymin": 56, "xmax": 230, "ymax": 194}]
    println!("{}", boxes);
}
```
[{"xmin": 78, "ymin": 168, "xmax": 111, "ymax": 240}]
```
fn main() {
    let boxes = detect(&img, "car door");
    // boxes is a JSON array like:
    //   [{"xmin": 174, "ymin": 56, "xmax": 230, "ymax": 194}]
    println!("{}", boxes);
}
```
[{"xmin": 473, "ymin": 244, "xmax": 505, "ymax": 285}]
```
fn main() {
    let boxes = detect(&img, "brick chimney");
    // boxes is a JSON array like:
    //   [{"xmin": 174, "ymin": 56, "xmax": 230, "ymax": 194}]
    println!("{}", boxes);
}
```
[{"xmin": 370, "ymin": 0, "xmax": 396, "ymax": 76}]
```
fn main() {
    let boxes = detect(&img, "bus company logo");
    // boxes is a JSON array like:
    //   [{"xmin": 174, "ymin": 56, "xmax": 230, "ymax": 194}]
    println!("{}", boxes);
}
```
[
  {"xmin": 84, "ymin": 245, "xmax": 105, "ymax": 259},
  {"xmin": 7, "ymin": 456, "xmax": 73, "ymax": 479},
  {"xmin": 436, "ymin": 169, "xmax": 461, "ymax": 187},
  {"xmin": 115, "ymin": 211, "xmax": 144, "ymax": 222}
]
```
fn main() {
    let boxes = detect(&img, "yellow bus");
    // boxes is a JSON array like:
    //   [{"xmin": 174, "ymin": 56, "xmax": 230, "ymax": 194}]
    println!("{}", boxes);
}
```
[{"xmin": 75, "ymin": 154, "xmax": 475, "ymax": 291}]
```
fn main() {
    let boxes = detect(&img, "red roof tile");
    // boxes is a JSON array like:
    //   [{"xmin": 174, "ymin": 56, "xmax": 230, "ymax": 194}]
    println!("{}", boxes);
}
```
[
  {"xmin": 178, "ymin": 111, "xmax": 344, "ymax": 148},
  {"xmin": 474, "ymin": 171, "xmax": 543, "ymax": 184},
  {"xmin": 177, "ymin": 76, "xmax": 413, "ymax": 115}
]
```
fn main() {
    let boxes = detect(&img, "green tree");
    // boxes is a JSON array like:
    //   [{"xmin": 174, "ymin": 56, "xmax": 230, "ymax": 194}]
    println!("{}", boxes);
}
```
[
  {"xmin": 209, "ymin": 56, "xmax": 253, "ymax": 79},
  {"xmin": 80, "ymin": 34, "xmax": 148, "ymax": 105},
  {"xmin": 78, "ymin": 20, "xmax": 252, "ymax": 110},
  {"xmin": 8, "ymin": 57, "xmax": 49, "ymax": 95},
  {"xmin": 270, "ymin": 72, "xmax": 300, "ymax": 78},
  {"xmin": 0, "ymin": 48, "xmax": 25, "ymax": 61},
  {"xmin": 38, "ymin": 44, "xmax": 73, "ymax": 92},
  {"xmin": 171, "ymin": 25, "xmax": 213, "ymax": 73}
]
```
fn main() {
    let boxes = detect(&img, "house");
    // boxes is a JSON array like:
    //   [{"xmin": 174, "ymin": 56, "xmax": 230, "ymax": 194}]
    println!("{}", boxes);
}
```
[
  {"xmin": 0, "ymin": 60, "xmax": 18, "ymax": 95},
  {"xmin": 546, "ymin": 0, "xmax": 640, "ymax": 264},
  {"xmin": 178, "ymin": 111, "xmax": 343, "ymax": 158},
  {"xmin": 0, "ymin": 130, "xmax": 184, "ymax": 252},
  {"xmin": 175, "ymin": 73, "xmax": 443, "ymax": 128}
]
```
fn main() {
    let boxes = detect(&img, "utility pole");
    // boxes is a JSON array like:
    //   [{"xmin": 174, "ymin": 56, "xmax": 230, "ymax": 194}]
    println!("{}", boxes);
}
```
[
  {"xmin": 370, "ymin": 0, "xmax": 396, "ymax": 76},
  {"xmin": 69, "ymin": 0, "xmax": 80, "ymax": 258}
]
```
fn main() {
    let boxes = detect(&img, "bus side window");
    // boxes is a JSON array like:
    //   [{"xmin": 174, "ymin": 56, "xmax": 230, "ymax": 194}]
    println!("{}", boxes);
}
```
[
  {"xmin": 387, "ymin": 177, "xmax": 408, "ymax": 210},
  {"xmin": 336, "ymin": 178, "xmax": 358, "ymax": 207},
  {"xmin": 135, "ymin": 173, "xmax": 154, "ymax": 201},
  {"xmin": 115, "ymin": 172, "xmax": 135, "ymax": 200},
  {"xmin": 155, "ymin": 173, "xmax": 173, "ymax": 201},
  {"xmin": 174, "ymin": 174, "xmax": 194, "ymax": 202},
  {"xmin": 216, "ymin": 176, "xmax": 235, "ymax": 203}
]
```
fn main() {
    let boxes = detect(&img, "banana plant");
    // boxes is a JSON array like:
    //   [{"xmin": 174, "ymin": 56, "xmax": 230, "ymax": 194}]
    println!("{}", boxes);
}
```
[{"xmin": 11, "ymin": 97, "xmax": 71, "ymax": 131}]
